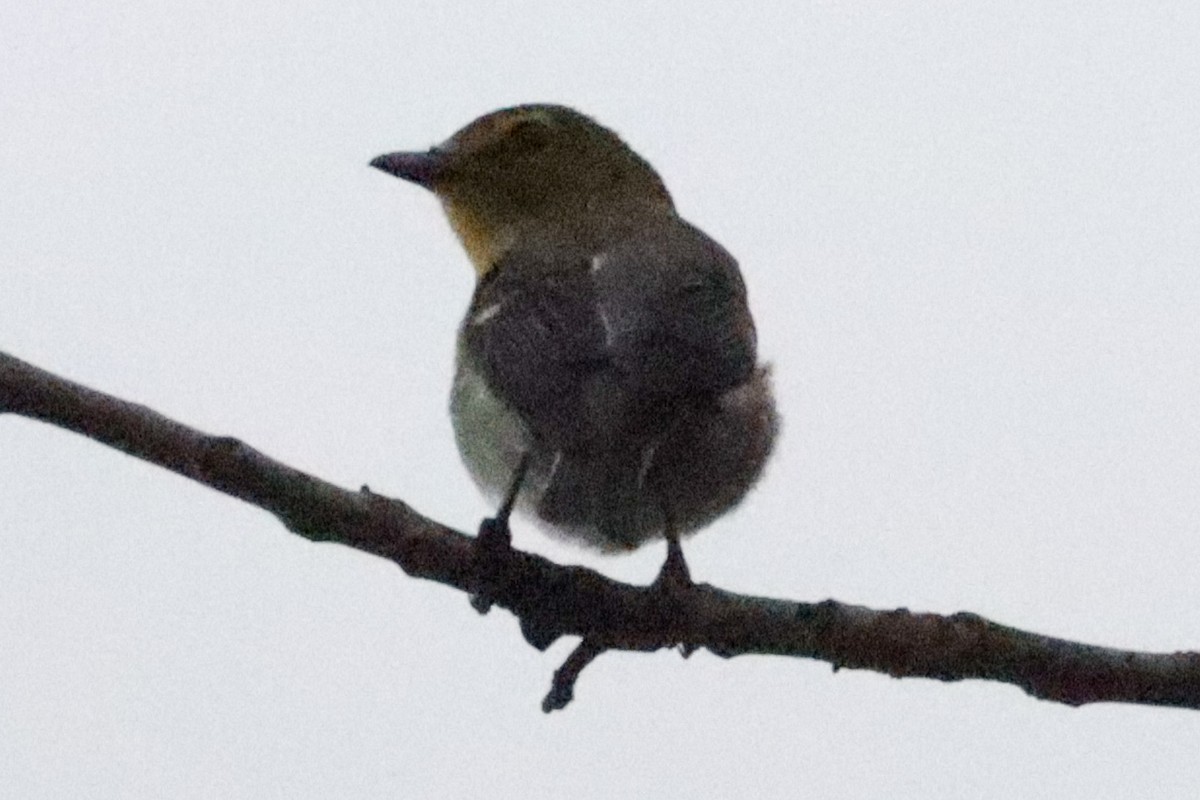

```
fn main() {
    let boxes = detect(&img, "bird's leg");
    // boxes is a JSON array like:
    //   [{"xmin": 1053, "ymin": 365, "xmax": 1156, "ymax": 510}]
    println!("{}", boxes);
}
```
[
  {"xmin": 650, "ymin": 514, "xmax": 696, "ymax": 653},
  {"xmin": 652, "ymin": 511, "xmax": 693, "ymax": 592},
  {"xmin": 471, "ymin": 453, "xmax": 529, "ymax": 614},
  {"xmin": 477, "ymin": 451, "xmax": 530, "ymax": 551}
]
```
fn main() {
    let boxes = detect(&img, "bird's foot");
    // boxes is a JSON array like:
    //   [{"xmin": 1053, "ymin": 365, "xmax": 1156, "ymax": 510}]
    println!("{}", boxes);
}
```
[
  {"xmin": 651, "ymin": 535, "xmax": 694, "ymax": 595},
  {"xmin": 476, "ymin": 514, "xmax": 513, "ymax": 552},
  {"xmin": 470, "ymin": 515, "xmax": 514, "ymax": 614}
]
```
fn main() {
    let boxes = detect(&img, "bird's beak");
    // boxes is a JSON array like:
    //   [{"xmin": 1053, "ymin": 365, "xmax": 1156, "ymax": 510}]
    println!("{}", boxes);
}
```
[{"xmin": 369, "ymin": 150, "xmax": 444, "ymax": 189}]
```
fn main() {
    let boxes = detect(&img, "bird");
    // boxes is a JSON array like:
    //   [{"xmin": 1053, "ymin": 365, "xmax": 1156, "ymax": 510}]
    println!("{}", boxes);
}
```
[{"xmin": 370, "ymin": 104, "xmax": 778, "ymax": 586}]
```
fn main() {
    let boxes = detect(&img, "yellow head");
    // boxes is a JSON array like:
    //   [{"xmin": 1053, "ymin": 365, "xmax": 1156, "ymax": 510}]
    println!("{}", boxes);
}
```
[{"xmin": 371, "ymin": 105, "xmax": 676, "ymax": 276}]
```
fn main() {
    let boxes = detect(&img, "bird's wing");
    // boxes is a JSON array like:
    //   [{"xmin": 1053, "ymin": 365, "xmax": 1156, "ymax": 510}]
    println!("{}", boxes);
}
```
[
  {"xmin": 460, "ymin": 250, "xmax": 608, "ymax": 446},
  {"xmin": 461, "ymin": 222, "xmax": 757, "ymax": 447},
  {"xmin": 591, "ymin": 220, "xmax": 757, "ymax": 400}
]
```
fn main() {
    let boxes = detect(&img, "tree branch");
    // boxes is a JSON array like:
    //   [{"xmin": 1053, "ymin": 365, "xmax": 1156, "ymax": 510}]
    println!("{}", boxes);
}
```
[{"xmin": 3, "ymin": 350, "xmax": 1198, "ymax": 712}]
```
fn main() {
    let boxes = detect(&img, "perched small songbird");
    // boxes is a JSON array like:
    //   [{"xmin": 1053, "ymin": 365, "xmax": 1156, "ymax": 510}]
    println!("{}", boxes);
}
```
[{"xmin": 371, "ymin": 104, "xmax": 778, "ymax": 584}]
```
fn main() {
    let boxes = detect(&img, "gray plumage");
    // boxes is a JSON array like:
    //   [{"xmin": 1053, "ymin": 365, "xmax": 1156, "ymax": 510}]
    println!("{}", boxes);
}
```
[{"xmin": 451, "ymin": 218, "xmax": 778, "ymax": 551}]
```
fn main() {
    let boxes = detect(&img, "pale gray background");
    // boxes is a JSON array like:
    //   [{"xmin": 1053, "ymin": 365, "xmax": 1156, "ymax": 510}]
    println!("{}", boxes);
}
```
[{"xmin": 3, "ymin": 2, "xmax": 1199, "ymax": 798}]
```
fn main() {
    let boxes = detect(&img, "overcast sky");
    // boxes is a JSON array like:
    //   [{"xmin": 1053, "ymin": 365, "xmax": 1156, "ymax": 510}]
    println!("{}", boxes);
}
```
[{"xmin": 3, "ymin": 2, "xmax": 1200, "ymax": 798}]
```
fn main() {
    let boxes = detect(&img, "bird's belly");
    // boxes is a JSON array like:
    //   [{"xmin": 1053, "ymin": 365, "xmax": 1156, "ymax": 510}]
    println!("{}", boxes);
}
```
[
  {"xmin": 450, "ymin": 357, "xmax": 778, "ymax": 552},
  {"xmin": 449, "ymin": 356, "xmax": 534, "ymax": 505}
]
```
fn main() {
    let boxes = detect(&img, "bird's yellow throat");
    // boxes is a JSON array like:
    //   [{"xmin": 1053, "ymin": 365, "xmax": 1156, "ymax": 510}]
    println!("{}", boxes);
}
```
[{"xmin": 442, "ymin": 200, "xmax": 513, "ymax": 279}]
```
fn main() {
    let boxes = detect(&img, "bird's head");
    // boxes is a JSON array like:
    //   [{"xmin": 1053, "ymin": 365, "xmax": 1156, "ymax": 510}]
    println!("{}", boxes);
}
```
[{"xmin": 371, "ymin": 104, "xmax": 675, "ymax": 275}]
